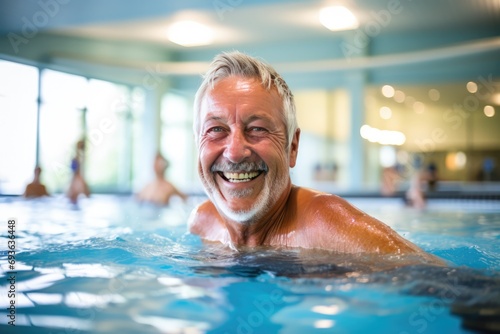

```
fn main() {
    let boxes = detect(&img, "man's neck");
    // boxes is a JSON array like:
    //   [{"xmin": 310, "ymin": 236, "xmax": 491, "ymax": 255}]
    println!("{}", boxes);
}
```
[{"xmin": 222, "ymin": 184, "xmax": 294, "ymax": 247}]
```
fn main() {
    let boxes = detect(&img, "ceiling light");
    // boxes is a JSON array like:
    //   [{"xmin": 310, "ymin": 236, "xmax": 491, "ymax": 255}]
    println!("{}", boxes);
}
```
[
  {"xmin": 381, "ymin": 85, "xmax": 395, "ymax": 98},
  {"xmin": 466, "ymin": 81, "xmax": 478, "ymax": 94},
  {"xmin": 360, "ymin": 125, "xmax": 405, "ymax": 146},
  {"xmin": 319, "ymin": 6, "xmax": 359, "ymax": 31},
  {"xmin": 167, "ymin": 20, "xmax": 214, "ymax": 47},
  {"xmin": 446, "ymin": 152, "xmax": 466, "ymax": 171},
  {"xmin": 491, "ymin": 93, "xmax": 500, "ymax": 105},
  {"xmin": 394, "ymin": 90, "xmax": 405, "ymax": 103},
  {"xmin": 379, "ymin": 106, "xmax": 392, "ymax": 119},
  {"xmin": 484, "ymin": 105, "xmax": 495, "ymax": 117}
]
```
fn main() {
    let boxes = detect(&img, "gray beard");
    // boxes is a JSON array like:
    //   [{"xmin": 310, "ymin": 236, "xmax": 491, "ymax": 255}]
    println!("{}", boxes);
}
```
[{"xmin": 202, "ymin": 160, "xmax": 288, "ymax": 225}]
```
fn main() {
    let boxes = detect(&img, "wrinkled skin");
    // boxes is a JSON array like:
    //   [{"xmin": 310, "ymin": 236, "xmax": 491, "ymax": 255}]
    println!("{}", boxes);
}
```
[
  {"xmin": 196, "ymin": 77, "xmax": 296, "ymax": 225},
  {"xmin": 189, "ymin": 76, "xmax": 444, "ymax": 266}
]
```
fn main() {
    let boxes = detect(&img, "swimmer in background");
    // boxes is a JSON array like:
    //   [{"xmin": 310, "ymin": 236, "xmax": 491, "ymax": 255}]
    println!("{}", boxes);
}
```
[
  {"xmin": 426, "ymin": 162, "xmax": 438, "ymax": 192},
  {"xmin": 136, "ymin": 152, "xmax": 188, "ymax": 206},
  {"xmin": 381, "ymin": 165, "xmax": 401, "ymax": 196},
  {"xmin": 67, "ymin": 139, "xmax": 90, "ymax": 204},
  {"xmin": 405, "ymin": 157, "xmax": 426, "ymax": 209},
  {"xmin": 23, "ymin": 166, "xmax": 50, "ymax": 198}
]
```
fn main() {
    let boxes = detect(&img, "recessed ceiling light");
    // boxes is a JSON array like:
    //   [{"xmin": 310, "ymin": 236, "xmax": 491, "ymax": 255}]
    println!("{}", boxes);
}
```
[
  {"xmin": 167, "ymin": 20, "xmax": 214, "ymax": 47},
  {"xmin": 319, "ymin": 6, "xmax": 359, "ymax": 31},
  {"xmin": 466, "ymin": 81, "xmax": 478, "ymax": 94},
  {"xmin": 491, "ymin": 93, "xmax": 500, "ymax": 105},
  {"xmin": 484, "ymin": 105, "xmax": 495, "ymax": 117},
  {"xmin": 379, "ymin": 106, "xmax": 392, "ymax": 119},
  {"xmin": 394, "ymin": 90, "xmax": 405, "ymax": 103},
  {"xmin": 381, "ymin": 85, "xmax": 395, "ymax": 98}
]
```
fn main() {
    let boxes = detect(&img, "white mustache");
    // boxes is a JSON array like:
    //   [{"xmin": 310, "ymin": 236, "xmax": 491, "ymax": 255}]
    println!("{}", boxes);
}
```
[{"xmin": 211, "ymin": 161, "xmax": 268, "ymax": 173}]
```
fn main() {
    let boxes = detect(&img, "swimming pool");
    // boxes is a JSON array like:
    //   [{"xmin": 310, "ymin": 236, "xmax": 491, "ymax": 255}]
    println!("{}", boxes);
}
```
[{"xmin": 1, "ymin": 195, "xmax": 499, "ymax": 333}]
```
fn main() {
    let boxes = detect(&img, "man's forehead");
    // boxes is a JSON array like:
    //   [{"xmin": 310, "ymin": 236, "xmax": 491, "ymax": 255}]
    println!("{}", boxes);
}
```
[
  {"xmin": 205, "ymin": 76, "xmax": 280, "ymax": 102},
  {"xmin": 199, "ymin": 76, "xmax": 283, "ymax": 122},
  {"xmin": 232, "ymin": 78, "xmax": 254, "ymax": 90},
  {"xmin": 210, "ymin": 76, "xmax": 259, "ymax": 92}
]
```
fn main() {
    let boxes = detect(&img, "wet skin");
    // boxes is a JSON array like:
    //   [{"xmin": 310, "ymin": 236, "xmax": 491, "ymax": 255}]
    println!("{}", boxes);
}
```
[{"xmin": 189, "ymin": 76, "xmax": 444, "ymax": 265}]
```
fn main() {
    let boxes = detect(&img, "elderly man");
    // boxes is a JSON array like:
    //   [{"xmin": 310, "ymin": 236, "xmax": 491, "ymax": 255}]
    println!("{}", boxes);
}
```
[{"xmin": 189, "ymin": 51, "xmax": 442, "ymax": 265}]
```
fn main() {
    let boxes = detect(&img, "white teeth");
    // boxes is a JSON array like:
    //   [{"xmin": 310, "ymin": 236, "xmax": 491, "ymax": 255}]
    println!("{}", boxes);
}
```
[{"xmin": 222, "ymin": 171, "xmax": 259, "ymax": 182}]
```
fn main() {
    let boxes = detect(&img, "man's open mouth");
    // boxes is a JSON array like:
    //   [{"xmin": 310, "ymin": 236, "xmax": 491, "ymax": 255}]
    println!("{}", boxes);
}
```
[{"xmin": 218, "ymin": 171, "xmax": 262, "ymax": 183}]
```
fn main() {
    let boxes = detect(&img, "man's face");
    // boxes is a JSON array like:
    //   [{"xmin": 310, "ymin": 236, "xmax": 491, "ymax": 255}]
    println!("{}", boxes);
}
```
[{"xmin": 197, "ymin": 76, "xmax": 299, "ymax": 223}]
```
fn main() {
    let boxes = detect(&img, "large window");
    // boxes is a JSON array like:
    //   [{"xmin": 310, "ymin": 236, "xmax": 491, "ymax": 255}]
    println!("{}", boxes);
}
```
[
  {"xmin": 0, "ymin": 59, "xmax": 142, "ymax": 195},
  {"xmin": 0, "ymin": 60, "xmax": 38, "ymax": 194},
  {"xmin": 39, "ymin": 69, "xmax": 87, "ymax": 193},
  {"xmin": 160, "ymin": 92, "xmax": 197, "ymax": 190},
  {"xmin": 85, "ymin": 79, "xmax": 135, "ymax": 193}
]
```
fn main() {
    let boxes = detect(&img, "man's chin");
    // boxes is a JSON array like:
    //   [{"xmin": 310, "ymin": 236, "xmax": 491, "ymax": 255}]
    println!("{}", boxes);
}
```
[
  {"xmin": 212, "ymin": 198, "xmax": 260, "ymax": 224},
  {"xmin": 205, "ymin": 182, "xmax": 273, "ymax": 224}
]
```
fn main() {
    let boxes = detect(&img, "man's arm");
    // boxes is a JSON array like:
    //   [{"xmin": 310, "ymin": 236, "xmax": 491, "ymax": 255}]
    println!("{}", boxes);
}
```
[{"xmin": 297, "ymin": 189, "xmax": 446, "ymax": 265}]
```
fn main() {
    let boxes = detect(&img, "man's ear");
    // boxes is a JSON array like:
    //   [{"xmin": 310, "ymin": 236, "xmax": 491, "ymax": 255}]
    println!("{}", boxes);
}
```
[{"xmin": 289, "ymin": 128, "xmax": 300, "ymax": 168}]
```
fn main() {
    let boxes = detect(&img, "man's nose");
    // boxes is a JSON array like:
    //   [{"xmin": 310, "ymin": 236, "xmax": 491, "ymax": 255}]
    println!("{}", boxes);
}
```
[{"xmin": 223, "ymin": 130, "xmax": 251, "ymax": 163}]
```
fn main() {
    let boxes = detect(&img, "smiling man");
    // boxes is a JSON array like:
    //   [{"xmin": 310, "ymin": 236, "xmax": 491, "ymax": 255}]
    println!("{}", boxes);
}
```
[{"xmin": 188, "ymin": 51, "xmax": 442, "ymax": 264}]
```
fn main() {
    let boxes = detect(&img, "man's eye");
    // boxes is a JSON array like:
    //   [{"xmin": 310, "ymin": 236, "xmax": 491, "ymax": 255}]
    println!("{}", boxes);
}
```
[
  {"xmin": 208, "ymin": 126, "xmax": 224, "ymax": 133},
  {"xmin": 250, "ymin": 127, "xmax": 266, "ymax": 132}
]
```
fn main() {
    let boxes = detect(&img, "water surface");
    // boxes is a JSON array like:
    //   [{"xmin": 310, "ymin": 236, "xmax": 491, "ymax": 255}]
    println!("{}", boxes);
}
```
[{"xmin": 0, "ymin": 195, "xmax": 499, "ymax": 333}]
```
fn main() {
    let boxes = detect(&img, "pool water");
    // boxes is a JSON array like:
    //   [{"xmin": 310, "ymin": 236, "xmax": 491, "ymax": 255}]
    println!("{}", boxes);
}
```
[{"xmin": 1, "ymin": 195, "xmax": 499, "ymax": 334}]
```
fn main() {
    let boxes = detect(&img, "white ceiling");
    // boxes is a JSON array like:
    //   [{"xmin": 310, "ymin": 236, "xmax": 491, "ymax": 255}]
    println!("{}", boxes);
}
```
[{"xmin": 1, "ymin": 0, "xmax": 499, "ymax": 49}]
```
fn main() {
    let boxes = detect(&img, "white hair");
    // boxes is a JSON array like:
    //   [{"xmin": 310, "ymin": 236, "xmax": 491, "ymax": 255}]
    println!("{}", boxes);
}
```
[{"xmin": 193, "ymin": 51, "xmax": 298, "ymax": 150}]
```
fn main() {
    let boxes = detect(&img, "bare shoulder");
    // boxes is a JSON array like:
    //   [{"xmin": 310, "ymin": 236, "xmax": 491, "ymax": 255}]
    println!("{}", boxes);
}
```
[
  {"xmin": 293, "ymin": 187, "xmax": 439, "ymax": 259},
  {"xmin": 188, "ymin": 200, "xmax": 222, "ymax": 236},
  {"xmin": 293, "ymin": 186, "xmax": 360, "ymax": 220}
]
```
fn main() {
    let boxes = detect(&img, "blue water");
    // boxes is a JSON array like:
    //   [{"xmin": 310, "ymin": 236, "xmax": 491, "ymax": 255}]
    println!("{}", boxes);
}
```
[{"xmin": 1, "ymin": 195, "xmax": 499, "ymax": 334}]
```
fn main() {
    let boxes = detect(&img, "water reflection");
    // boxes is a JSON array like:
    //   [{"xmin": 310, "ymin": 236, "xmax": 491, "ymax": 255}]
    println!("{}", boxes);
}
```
[
  {"xmin": 26, "ymin": 293, "xmax": 63, "ymax": 305},
  {"xmin": 64, "ymin": 292, "xmax": 126, "ymax": 308}
]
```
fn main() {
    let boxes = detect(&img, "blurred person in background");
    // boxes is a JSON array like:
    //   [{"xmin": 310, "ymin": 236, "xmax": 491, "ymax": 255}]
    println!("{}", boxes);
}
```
[
  {"xmin": 426, "ymin": 162, "xmax": 438, "ymax": 192},
  {"xmin": 381, "ymin": 165, "xmax": 401, "ymax": 197},
  {"xmin": 67, "ymin": 139, "xmax": 90, "ymax": 204},
  {"xmin": 23, "ymin": 166, "xmax": 50, "ymax": 198},
  {"xmin": 136, "ymin": 152, "xmax": 188, "ymax": 206},
  {"xmin": 405, "ymin": 155, "xmax": 426, "ymax": 209}
]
